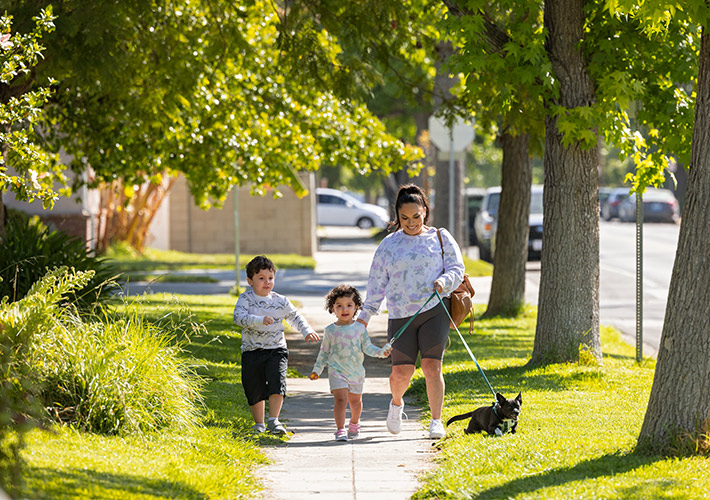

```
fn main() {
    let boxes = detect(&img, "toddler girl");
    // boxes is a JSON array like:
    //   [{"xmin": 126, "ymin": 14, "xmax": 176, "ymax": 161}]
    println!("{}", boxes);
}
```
[{"xmin": 310, "ymin": 284, "xmax": 391, "ymax": 441}]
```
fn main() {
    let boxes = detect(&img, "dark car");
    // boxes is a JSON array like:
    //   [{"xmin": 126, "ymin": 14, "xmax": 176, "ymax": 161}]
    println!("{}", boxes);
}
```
[
  {"xmin": 601, "ymin": 187, "xmax": 629, "ymax": 221},
  {"xmin": 617, "ymin": 187, "xmax": 680, "ymax": 223},
  {"xmin": 474, "ymin": 185, "xmax": 543, "ymax": 263}
]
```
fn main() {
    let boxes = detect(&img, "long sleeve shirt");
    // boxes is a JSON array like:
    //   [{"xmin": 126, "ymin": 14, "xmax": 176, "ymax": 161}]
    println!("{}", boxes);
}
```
[
  {"xmin": 233, "ymin": 288, "xmax": 315, "ymax": 352},
  {"xmin": 311, "ymin": 322, "xmax": 387, "ymax": 385},
  {"xmin": 358, "ymin": 227, "xmax": 464, "ymax": 323}
]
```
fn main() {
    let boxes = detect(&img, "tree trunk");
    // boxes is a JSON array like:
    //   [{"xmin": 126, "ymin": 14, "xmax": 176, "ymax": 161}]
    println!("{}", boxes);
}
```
[
  {"xmin": 638, "ymin": 27, "xmax": 710, "ymax": 454},
  {"xmin": 530, "ymin": 0, "xmax": 601, "ymax": 364},
  {"xmin": 0, "ymin": 190, "xmax": 6, "ymax": 238},
  {"xmin": 485, "ymin": 132, "xmax": 532, "ymax": 317}
]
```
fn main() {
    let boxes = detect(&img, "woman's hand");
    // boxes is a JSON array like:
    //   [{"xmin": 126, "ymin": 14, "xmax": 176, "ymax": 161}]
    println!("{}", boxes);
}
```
[
  {"xmin": 356, "ymin": 318, "xmax": 368, "ymax": 328},
  {"xmin": 433, "ymin": 280, "xmax": 444, "ymax": 293},
  {"xmin": 305, "ymin": 332, "xmax": 320, "ymax": 342}
]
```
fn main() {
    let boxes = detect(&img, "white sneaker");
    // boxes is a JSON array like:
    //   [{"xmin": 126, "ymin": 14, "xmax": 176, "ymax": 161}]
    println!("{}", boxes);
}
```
[
  {"xmin": 386, "ymin": 400, "xmax": 406, "ymax": 434},
  {"xmin": 429, "ymin": 419, "xmax": 446, "ymax": 439}
]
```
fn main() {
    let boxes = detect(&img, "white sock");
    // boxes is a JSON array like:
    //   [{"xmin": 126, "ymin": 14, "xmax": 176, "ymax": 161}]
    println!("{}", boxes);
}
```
[
  {"xmin": 254, "ymin": 422, "xmax": 266, "ymax": 429},
  {"xmin": 268, "ymin": 417, "xmax": 278, "ymax": 423}
]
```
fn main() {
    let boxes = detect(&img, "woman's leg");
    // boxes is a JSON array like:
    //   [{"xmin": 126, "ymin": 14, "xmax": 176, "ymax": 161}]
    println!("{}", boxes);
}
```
[
  {"xmin": 420, "ymin": 358, "xmax": 444, "ymax": 420},
  {"xmin": 347, "ymin": 392, "xmax": 363, "ymax": 425},
  {"xmin": 389, "ymin": 364, "xmax": 416, "ymax": 406},
  {"xmin": 332, "ymin": 388, "xmax": 349, "ymax": 429}
]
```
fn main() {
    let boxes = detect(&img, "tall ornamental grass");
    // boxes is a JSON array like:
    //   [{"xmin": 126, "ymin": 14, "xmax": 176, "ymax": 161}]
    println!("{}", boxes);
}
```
[{"xmin": 33, "ymin": 305, "xmax": 204, "ymax": 436}]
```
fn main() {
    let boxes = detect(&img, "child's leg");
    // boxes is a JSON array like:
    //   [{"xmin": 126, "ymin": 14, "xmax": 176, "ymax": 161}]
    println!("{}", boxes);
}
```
[
  {"xmin": 332, "ymin": 388, "xmax": 349, "ymax": 429},
  {"xmin": 347, "ymin": 392, "xmax": 363, "ymax": 425},
  {"xmin": 267, "ymin": 394, "xmax": 284, "ymax": 419},
  {"xmin": 250, "ymin": 400, "xmax": 265, "ymax": 424}
]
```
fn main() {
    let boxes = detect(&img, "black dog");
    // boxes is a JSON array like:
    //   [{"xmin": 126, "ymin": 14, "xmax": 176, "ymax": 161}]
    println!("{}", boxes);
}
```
[{"xmin": 446, "ymin": 392, "xmax": 522, "ymax": 436}]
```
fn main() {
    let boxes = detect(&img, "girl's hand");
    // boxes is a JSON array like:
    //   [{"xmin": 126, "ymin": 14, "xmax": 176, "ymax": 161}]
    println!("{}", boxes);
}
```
[
  {"xmin": 263, "ymin": 316, "xmax": 275, "ymax": 326},
  {"xmin": 305, "ymin": 332, "xmax": 320, "ymax": 342},
  {"xmin": 309, "ymin": 372, "xmax": 319, "ymax": 380},
  {"xmin": 381, "ymin": 342, "xmax": 392, "ymax": 357}
]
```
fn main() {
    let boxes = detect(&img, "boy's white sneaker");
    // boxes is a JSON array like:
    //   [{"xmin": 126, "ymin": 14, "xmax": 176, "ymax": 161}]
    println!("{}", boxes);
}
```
[
  {"xmin": 386, "ymin": 400, "xmax": 406, "ymax": 434},
  {"xmin": 429, "ymin": 419, "xmax": 446, "ymax": 439}
]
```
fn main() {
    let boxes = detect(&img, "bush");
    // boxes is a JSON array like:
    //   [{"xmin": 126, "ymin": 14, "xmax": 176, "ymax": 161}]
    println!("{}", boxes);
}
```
[
  {"xmin": 34, "ymin": 303, "xmax": 205, "ymax": 435},
  {"xmin": 0, "ymin": 211, "xmax": 118, "ymax": 311},
  {"xmin": 0, "ymin": 267, "xmax": 94, "ymax": 496}
]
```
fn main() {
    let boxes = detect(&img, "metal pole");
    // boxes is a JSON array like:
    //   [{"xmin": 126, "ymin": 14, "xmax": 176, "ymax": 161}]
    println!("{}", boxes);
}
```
[
  {"xmin": 234, "ymin": 187, "xmax": 240, "ymax": 289},
  {"xmin": 448, "ymin": 127, "xmax": 455, "ymax": 233},
  {"xmin": 635, "ymin": 192, "xmax": 643, "ymax": 362}
]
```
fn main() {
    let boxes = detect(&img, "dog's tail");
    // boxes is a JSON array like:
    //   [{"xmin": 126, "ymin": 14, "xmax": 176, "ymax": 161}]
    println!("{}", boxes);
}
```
[{"xmin": 446, "ymin": 411, "xmax": 474, "ymax": 427}]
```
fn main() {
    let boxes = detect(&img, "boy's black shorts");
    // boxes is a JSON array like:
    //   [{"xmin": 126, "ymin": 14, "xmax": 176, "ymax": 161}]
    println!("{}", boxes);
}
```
[{"xmin": 241, "ymin": 347, "xmax": 288, "ymax": 406}]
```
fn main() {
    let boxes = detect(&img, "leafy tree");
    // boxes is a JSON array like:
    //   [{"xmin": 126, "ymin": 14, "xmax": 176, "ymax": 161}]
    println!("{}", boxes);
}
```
[
  {"xmin": 0, "ymin": 7, "xmax": 61, "ymax": 235},
  {"xmin": 604, "ymin": 0, "xmax": 710, "ymax": 456},
  {"xmin": 1, "ymin": 1, "xmax": 423, "ymax": 247}
]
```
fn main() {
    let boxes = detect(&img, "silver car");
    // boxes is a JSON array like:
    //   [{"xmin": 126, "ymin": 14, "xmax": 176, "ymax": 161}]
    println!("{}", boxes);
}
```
[{"xmin": 316, "ymin": 188, "xmax": 390, "ymax": 229}]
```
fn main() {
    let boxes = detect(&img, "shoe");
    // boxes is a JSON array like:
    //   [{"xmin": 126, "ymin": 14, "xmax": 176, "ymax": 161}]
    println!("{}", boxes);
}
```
[
  {"xmin": 429, "ymin": 419, "xmax": 446, "ymax": 439},
  {"xmin": 348, "ymin": 423, "xmax": 361, "ymax": 439},
  {"xmin": 251, "ymin": 424, "xmax": 266, "ymax": 434},
  {"xmin": 386, "ymin": 400, "xmax": 406, "ymax": 434},
  {"xmin": 335, "ymin": 428, "xmax": 348, "ymax": 442},
  {"xmin": 267, "ymin": 419, "xmax": 287, "ymax": 435}
]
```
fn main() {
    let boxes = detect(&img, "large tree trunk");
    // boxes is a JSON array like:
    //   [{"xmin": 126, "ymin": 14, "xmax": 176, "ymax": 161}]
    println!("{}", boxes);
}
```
[
  {"xmin": 638, "ymin": 27, "xmax": 710, "ymax": 454},
  {"xmin": 485, "ymin": 132, "xmax": 532, "ymax": 317},
  {"xmin": 531, "ymin": 0, "xmax": 601, "ymax": 364},
  {"xmin": 0, "ymin": 190, "xmax": 6, "ymax": 238}
]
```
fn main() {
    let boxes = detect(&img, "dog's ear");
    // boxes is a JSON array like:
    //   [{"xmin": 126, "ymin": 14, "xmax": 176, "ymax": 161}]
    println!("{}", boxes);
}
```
[
  {"xmin": 515, "ymin": 393, "xmax": 522, "ymax": 404},
  {"xmin": 496, "ymin": 392, "xmax": 505, "ymax": 403}
]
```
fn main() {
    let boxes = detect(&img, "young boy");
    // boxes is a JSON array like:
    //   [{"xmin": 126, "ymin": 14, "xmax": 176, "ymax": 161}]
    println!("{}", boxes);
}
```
[{"xmin": 234, "ymin": 255, "xmax": 319, "ymax": 434}]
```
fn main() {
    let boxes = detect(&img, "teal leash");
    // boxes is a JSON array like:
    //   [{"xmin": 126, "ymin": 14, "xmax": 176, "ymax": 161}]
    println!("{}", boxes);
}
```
[{"xmin": 385, "ymin": 290, "xmax": 497, "ymax": 398}]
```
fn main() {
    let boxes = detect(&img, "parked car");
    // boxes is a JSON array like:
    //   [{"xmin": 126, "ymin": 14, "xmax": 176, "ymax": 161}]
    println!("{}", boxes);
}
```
[
  {"xmin": 316, "ymin": 188, "xmax": 390, "ymax": 229},
  {"xmin": 474, "ymin": 185, "xmax": 544, "ymax": 263},
  {"xmin": 601, "ymin": 187, "xmax": 629, "ymax": 221},
  {"xmin": 617, "ymin": 187, "xmax": 680, "ymax": 223},
  {"xmin": 465, "ymin": 187, "xmax": 486, "ymax": 245},
  {"xmin": 599, "ymin": 187, "xmax": 613, "ymax": 216}
]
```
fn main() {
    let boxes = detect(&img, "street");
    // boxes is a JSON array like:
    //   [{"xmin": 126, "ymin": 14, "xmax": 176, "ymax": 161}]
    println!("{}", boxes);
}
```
[{"xmin": 522, "ymin": 219, "xmax": 679, "ymax": 356}]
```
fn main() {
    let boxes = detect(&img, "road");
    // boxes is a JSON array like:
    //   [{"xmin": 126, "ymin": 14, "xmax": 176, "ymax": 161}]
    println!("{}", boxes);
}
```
[{"xmin": 522, "ymin": 220, "xmax": 679, "ymax": 356}]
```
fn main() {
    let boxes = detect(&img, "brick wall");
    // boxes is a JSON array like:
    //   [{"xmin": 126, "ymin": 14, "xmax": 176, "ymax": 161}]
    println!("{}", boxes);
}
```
[{"xmin": 169, "ymin": 174, "xmax": 316, "ymax": 256}]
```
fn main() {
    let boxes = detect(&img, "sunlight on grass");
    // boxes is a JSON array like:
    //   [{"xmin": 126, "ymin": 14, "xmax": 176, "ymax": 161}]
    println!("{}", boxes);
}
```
[
  {"xmin": 409, "ymin": 310, "xmax": 710, "ymax": 499},
  {"xmin": 105, "ymin": 244, "xmax": 315, "ymax": 272}
]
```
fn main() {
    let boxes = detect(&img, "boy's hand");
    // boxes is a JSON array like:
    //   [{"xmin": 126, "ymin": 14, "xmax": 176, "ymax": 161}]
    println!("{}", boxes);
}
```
[
  {"xmin": 263, "ymin": 316, "xmax": 275, "ymax": 326},
  {"xmin": 305, "ymin": 332, "xmax": 320, "ymax": 342},
  {"xmin": 309, "ymin": 372, "xmax": 319, "ymax": 380}
]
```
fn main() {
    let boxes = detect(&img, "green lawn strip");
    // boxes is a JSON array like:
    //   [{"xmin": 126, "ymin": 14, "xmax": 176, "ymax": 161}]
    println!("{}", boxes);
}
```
[
  {"xmin": 122, "ymin": 273, "xmax": 220, "ymax": 283},
  {"xmin": 21, "ymin": 293, "xmax": 286, "ymax": 499},
  {"xmin": 105, "ymin": 245, "xmax": 316, "ymax": 272},
  {"xmin": 463, "ymin": 255, "xmax": 492, "ymax": 277},
  {"xmin": 410, "ymin": 309, "xmax": 709, "ymax": 499}
]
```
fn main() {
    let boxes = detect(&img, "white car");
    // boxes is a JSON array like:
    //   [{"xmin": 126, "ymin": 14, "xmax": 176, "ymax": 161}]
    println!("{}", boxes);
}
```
[{"xmin": 316, "ymin": 188, "xmax": 390, "ymax": 229}]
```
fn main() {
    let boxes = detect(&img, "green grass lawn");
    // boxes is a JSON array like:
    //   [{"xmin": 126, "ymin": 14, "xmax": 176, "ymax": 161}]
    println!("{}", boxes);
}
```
[
  {"xmin": 105, "ymin": 245, "xmax": 316, "ymax": 273},
  {"xmin": 408, "ymin": 307, "xmax": 709, "ymax": 499},
  {"xmin": 20, "ymin": 296, "xmax": 708, "ymax": 499}
]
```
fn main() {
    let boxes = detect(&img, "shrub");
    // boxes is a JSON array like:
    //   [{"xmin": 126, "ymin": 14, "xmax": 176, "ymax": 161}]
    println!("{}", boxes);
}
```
[
  {"xmin": 0, "ymin": 211, "xmax": 118, "ymax": 311},
  {"xmin": 0, "ymin": 267, "xmax": 94, "ymax": 496}
]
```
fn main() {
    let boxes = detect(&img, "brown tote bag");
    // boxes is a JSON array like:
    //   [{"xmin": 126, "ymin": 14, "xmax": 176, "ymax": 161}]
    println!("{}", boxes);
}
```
[{"xmin": 436, "ymin": 229, "xmax": 475, "ymax": 334}]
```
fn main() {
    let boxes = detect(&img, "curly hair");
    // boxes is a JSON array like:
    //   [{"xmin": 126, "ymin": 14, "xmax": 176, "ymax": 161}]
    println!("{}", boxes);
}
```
[
  {"xmin": 324, "ymin": 284, "xmax": 363, "ymax": 314},
  {"xmin": 245, "ymin": 255, "xmax": 275, "ymax": 279}
]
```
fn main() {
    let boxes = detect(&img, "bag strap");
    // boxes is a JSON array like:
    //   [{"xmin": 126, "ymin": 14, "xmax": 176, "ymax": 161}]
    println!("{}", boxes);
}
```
[{"xmin": 437, "ymin": 228, "xmax": 474, "ymax": 335}]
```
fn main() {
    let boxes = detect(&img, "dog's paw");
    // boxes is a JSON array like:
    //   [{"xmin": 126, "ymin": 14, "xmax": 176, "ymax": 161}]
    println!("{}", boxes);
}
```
[{"xmin": 494, "ymin": 428, "xmax": 503, "ymax": 437}]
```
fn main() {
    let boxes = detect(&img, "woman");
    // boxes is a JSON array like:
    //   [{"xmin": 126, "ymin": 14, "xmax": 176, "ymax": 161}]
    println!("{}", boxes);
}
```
[{"xmin": 357, "ymin": 184, "xmax": 464, "ymax": 439}]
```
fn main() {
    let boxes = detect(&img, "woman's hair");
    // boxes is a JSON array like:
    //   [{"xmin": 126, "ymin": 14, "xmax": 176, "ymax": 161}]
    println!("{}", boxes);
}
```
[
  {"xmin": 392, "ymin": 183, "xmax": 430, "ymax": 232},
  {"xmin": 324, "ymin": 284, "xmax": 363, "ymax": 314}
]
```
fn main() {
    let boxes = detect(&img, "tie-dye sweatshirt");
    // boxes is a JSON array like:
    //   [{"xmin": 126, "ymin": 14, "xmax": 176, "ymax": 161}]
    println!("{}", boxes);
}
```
[
  {"xmin": 358, "ymin": 227, "xmax": 464, "ymax": 323},
  {"xmin": 311, "ymin": 321, "xmax": 387, "ymax": 385},
  {"xmin": 233, "ymin": 288, "xmax": 315, "ymax": 352}
]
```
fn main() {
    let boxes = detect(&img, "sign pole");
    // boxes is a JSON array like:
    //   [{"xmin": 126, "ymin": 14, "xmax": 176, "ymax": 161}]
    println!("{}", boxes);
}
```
[{"xmin": 448, "ymin": 127, "xmax": 455, "ymax": 233}]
